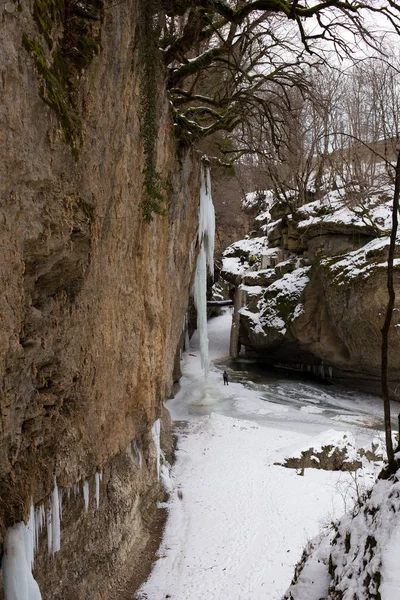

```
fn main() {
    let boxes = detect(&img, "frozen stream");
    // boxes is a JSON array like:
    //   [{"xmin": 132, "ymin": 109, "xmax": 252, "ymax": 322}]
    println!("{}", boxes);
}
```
[{"xmin": 137, "ymin": 309, "xmax": 393, "ymax": 600}]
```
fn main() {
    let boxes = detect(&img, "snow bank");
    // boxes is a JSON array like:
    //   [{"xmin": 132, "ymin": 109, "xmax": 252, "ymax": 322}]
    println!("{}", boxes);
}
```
[{"xmin": 284, "ymin": 467, "xmax": 400, "ymax": 600}]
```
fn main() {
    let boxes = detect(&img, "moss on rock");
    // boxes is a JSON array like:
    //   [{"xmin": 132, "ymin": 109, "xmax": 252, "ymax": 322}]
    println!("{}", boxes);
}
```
[{"xmin": 23, "ymin": 0, "xmax": 103, "ymax": 153}]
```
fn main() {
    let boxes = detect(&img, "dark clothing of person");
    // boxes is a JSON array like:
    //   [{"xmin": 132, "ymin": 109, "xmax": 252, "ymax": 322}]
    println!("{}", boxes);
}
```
[
  {"xmin": 223, "ymin": 371, "xmax": 229, "ymax": 385},
  {"xmin": 240, "ymin": 256, "xmax": 245, "ymax": 266}
]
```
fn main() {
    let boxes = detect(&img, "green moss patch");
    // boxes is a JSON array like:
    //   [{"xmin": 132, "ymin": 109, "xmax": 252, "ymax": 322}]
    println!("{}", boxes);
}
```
[{"xmin": 23, "ymin": 0, "xmax": 103, "ymax": 153}]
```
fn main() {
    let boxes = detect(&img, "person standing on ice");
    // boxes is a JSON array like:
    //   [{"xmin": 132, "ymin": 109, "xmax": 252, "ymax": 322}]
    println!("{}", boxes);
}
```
[{"xmin": 223, "ymin": 371, "xmax": 229, "ymax": 385}]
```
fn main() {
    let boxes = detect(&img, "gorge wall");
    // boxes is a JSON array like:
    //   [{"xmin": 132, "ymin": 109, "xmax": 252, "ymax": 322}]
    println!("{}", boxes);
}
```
[
  {"xmin": 0, "ymin": 0, "xmax": 200, "ymax": 597},
  {"xmin": 221, "ymin": 194, "xmax": 400, "ymax": 396}
]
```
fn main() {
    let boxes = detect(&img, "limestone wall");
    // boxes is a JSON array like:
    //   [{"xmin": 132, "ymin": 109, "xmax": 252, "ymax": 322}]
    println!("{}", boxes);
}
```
[{"xmin": 0, "ymin": 0, "xmax": 199, "ymax": 596}]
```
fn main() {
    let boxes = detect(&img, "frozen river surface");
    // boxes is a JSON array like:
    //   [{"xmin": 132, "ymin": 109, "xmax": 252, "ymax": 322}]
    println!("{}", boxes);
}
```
[{"xmin": 137, "ymin": 310, "xmax": 390, "ymax": 600}]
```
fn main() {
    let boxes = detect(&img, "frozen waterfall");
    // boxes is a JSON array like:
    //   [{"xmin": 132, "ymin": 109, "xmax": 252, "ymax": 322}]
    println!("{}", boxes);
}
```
[{"xmin": 192, "ymin": 160, "xmax": 215, "ymax": 378}]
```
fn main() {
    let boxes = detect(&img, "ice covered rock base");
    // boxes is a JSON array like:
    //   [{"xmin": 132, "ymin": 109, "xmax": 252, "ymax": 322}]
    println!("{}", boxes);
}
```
[{"xmin": 283, "ymin": 467, "xmax": 400, "ymax": 600}]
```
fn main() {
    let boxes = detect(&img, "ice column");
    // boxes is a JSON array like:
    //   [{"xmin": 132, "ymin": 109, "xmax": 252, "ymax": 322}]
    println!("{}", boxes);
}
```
[{"xmin": 192, "ymin": 159, "xmax": 215, "ymax": 378}]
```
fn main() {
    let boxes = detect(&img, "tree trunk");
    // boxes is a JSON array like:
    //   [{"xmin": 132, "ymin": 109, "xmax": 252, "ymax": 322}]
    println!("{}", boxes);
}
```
[{"xmin": 381, "ymin": 150, "xmax": 400, "ymax": 471}]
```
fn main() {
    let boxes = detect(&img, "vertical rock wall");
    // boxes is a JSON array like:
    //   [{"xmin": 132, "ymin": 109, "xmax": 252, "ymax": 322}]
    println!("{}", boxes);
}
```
[{"xmin": 0, "ymin": 0, "xmax": 199, "ymax": 596}]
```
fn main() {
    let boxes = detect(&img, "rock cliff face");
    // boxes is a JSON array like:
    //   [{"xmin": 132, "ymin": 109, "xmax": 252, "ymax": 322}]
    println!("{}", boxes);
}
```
[
  {"xmin": 0, "ymin": 1, "xmax": 200, "ymax": 597},
  {"xmin": 222, "ymin": 192, "xmax": 400, "ymax": 395}
]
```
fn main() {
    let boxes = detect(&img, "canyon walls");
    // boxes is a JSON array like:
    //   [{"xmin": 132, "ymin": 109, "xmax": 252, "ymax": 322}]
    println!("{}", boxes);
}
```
[{"xmin": 0, "ymin": 0, "xmax": 199, "ymax": 596}]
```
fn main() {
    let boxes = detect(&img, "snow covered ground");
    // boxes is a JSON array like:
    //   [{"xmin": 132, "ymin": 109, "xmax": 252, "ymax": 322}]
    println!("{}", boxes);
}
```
[{"xmin": 137, "ymin": 310, "xmax": 389, "ymax": 600}]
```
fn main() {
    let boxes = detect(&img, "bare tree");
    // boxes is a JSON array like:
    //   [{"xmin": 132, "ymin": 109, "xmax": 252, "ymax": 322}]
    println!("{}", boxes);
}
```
[{"xmin": 156, "ymin": 0, "xmax": 400, "ymax": 147}]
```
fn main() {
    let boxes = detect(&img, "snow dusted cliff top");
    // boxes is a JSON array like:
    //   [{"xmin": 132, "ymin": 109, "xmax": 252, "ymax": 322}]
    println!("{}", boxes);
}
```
[
  {"xmin": 295, "ymin": 190, "xmax": 393, "ymax": 234},
  {"xmin": 222, "ymin": 176, "xmax": 397, "ymax": 284}
]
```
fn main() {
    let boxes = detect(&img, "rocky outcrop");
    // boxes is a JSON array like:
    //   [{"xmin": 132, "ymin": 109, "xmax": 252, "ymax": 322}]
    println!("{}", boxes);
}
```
[
  {"xmin": 222, "ymin": 194, "xmax": 400, "ymax": 395},
  {"xmin": 0, "ymin": 0, "xmax": 199, "ymax": 597}
]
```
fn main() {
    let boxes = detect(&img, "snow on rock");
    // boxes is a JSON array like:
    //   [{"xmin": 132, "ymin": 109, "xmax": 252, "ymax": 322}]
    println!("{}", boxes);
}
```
[
  {"xmin": 242, "ymin": 189, "xmax": 273, "ymax": 211},
  {"xmin": 2, "ymin": 523, "xmax": 43, "ymax": 600},
  {"xmin": 320, "ymin": 236, "xmax": 400, "ymax": 286},
  {"xmin": 241, "ymin": 266, "xmax": 311, "ymax": 336},
  {"xmin": 280, "ymin": 430, "xmax": 361, "ymax": 471},
  {"xmin": 283, "ymin": 532, "xmax": 334, "ymax": 600},
  {"xmin": 295, "ymin": 191, "xmax": 393, "ymax": 235},
  {"xmin": 223, "ymin": 235, "xmax": 269, "ymax": 259},
  {"xmin": 284, "ymin": 467, "xmax": 400, "ymax": 600},
  {"xmin": 285, "ymin": 430, "xmax": 358, "ymax": 462}
]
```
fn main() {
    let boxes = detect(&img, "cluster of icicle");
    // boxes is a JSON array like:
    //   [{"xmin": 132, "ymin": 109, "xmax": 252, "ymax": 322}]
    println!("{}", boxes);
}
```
[
  {"xmin": 1, "ymin": 473, "xmax": 102, "ymax": 599},
  {"xmin": 192, "ymin": 159, "xmax": 215, "ymax": 378}
]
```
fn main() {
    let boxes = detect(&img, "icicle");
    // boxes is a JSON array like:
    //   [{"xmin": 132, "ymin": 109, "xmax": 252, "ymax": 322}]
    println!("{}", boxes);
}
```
[
  {"xmin": 95, "ymin": 473, "xmax": 101, "ymax": 510},
  {"xmin": 2, "ymin": 523, "xmax": 43, "ymax": 600},
  {"xmin": 46, "ymin": 503, "xmax": 52, "ymax": 554},
  {"xmin": 73, "ymin": 483, "xmax": 79, "ymax": 497},
  {"xmin": 99, "ymin": 471, "xmax": 103, "ymax": 482},
  {"xmin": 34, "ymin": 505, "xmax": 45, "ymax": 552},
  {"xmin": 133, "ymin": 439, "xmax": 143, "ymax": 468},
  {"xmin": 24, "ymin": 503, "xmax": 35, "ymax": 571},
  {"xmin": 152, "ymin": 419, "xmax": 161, "ymax": 480},
  {"xmin": 51, "ymin": 477, "xmax": 61, "ymax": 553},
  {"xmin": 83, "ymin": 481, "xmax": 89, "ymax": 512},
  {"xmin": 328, "ymin": 366, "xmax": 333, "ymax": 379}
]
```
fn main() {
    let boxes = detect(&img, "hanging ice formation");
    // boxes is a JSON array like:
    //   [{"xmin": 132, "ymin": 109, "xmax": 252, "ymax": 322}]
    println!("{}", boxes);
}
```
[
  {"xmin": 1, "ymin": 480, "xmax": 58, "ymax": 600},
  {"xmin": 83, "ymin": 480, "xmax": 90, "ymax": 512},
  {"xmin": 47, "ymin": 477, "xmax": 61, "ymax": 554},
  {"xmin": 152, "ymin": 419, "xmax": 162, "ymax": 480},
  {"xmin": 95, "ymin": 472, "xmax": 102, "ymax": 510},
  {"xmin": 1, "ymin": 469, "xmax": 108, "ymax": 598},
  {"xmin": 133, "ymin": 439, "xmax": 143, "ymax": 468},
  {"xmin": 192, "ymin": 159, "xmax": 215, "ymax": 378}
]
